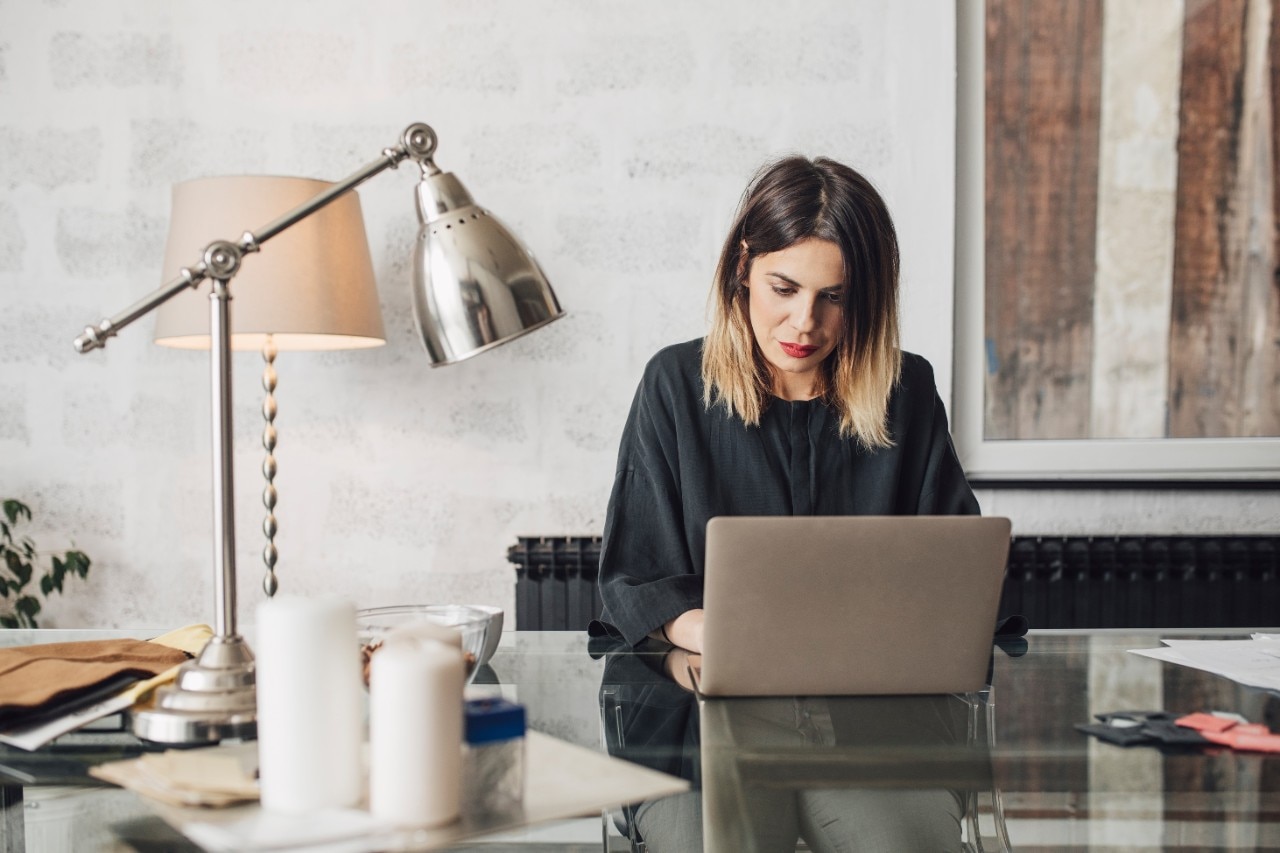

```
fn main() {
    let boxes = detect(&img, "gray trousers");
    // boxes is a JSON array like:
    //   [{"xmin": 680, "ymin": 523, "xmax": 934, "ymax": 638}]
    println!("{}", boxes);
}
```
[
  {"xmin": 634, "ymin": 698, "xmax": 965, "ymax": 852},
  {"xmin": 634, "ymin": 786, "xmax": 964, "ymax": 853}
]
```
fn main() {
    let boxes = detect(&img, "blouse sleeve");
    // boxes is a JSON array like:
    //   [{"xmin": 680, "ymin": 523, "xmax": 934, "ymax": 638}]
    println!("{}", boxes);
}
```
[
  {"xmin": 596, "ymin": 364, "xmax": 705, "ymax": 646},
  {"xmin": 916, "ymin": 385, "xmax": 981, "ymax": 516}
]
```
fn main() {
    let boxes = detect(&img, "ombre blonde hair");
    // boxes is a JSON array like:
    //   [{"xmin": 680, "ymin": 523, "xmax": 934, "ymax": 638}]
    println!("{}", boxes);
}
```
[{"xmin": 701, "ymin": 156, "xmax": 901, "ymax": 449}]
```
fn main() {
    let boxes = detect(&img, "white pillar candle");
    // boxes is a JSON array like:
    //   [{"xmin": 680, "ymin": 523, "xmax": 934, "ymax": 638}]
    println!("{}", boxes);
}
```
[
  {"xmin": 369, "ymin": 635, "xmax": 465, "ymax": 827},
  {"xmin": 256, "ymin": 595, "xmax": 363, "ymax": 813}
]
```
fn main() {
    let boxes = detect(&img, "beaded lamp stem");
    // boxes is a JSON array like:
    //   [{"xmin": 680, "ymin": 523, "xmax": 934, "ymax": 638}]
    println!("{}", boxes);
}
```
[{"xmin": 261, "ymin": 337, "xmax": 279, "ymax": 597}]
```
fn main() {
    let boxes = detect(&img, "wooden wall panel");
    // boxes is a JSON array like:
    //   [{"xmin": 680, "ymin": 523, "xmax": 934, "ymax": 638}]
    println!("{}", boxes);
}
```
[
  {"xmin": 1231, "ymin": 0, "xmax": 1278, "ymax": 439},
  {"xmin": 1263, "ymin": 0, "xmax": 1280, "ymax": 436},
  {"xmin": 985, "ymin": 0, "xmax": 1104, "ymax": 440},
  {"xmin": 984, "ymin": 0, "xmax": 1279, "ymax": 447},
  {"xmin": 1168, "ymin": 0, "xmax": 1280, "ymax": 437},
  {"xmin": 1089, "ymin": 0, "xmax": 1185, "ymax": 439}
]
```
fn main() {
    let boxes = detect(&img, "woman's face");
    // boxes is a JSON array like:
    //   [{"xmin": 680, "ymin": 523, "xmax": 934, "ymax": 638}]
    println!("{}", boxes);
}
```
[{"xmin": 744, "ymin": 237, "xmax": 846, "ymax": 400}]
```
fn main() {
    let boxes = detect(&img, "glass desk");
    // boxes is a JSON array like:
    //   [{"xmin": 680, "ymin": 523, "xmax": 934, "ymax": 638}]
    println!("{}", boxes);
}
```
[{"xmin": 1, "ymin": 628, "xmax": 1278, "ymax": 851}]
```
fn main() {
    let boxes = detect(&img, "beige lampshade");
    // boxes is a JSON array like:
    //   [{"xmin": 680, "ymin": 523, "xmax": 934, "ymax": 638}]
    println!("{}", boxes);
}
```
[{"xmin": 154, "ymin": 175, "xmax": 385, "ymax": 351}]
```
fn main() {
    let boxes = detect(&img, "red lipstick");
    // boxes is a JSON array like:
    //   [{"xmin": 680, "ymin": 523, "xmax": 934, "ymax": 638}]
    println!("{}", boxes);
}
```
[{"xmin": 778, "ymin": 342, "xmax": 819, "ymax": 358}]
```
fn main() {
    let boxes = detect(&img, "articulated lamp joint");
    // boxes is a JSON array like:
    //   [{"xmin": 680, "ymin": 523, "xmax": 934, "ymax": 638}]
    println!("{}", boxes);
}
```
[
  {"xmin": 201, "ymin": 240, "xmax": 243, "ymax": 282},
  {"xmin": 400, "ymin": 122, "xmax": 440, "ymax": 174}
]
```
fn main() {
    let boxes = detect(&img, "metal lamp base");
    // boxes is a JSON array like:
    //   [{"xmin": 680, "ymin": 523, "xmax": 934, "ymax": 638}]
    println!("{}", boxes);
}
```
[{"xmin": 131, "ymin": 635, "xmax": 258, "ymax": 744}]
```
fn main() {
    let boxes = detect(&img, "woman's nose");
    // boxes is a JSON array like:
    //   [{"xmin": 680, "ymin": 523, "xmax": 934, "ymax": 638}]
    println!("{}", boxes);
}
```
[{"xmin": 790, "ymin": 296, "xmax": 820, "ymax": 332}]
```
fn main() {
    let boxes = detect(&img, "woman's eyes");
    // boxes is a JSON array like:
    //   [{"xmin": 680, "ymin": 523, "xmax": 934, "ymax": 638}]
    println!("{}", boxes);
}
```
[{"xmin": 769, "ymin": 286, "xmax": 844, "ymax": 305}]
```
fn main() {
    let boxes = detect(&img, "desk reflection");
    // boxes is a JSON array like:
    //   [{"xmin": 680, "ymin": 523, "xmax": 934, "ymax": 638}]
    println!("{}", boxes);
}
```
[{"xmin": 597, "ymin": 639, "xmax": 999, "ymax": 853}]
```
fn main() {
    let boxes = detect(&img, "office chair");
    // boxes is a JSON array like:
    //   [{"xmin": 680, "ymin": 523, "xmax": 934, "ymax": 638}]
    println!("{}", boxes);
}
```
[
  {"xmin": 599, "ymin": 684, "xmax": 647, "ymax": 852},
  {"xmin": 962, "ymin": 687, "xmax": 1012, "ymax": 853}
]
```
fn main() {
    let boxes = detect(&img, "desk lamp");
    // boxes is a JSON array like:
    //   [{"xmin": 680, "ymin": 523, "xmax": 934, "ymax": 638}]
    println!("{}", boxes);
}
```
[
  {"xmin": 153, "ymin": 175, "xmax": 386, "ymax": 599},
  {"xmin": 72, "ymin": 123, "xmax": 564, "ymax": 744}
]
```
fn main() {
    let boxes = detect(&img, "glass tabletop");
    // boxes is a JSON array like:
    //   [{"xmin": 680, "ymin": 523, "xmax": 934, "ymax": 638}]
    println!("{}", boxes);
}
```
[
  {"xmin": 2, "ymin": 628, "xmax": 1278, "ymax": 851},
  {"xmin": 585, "ymin": 629, "xmax": 1280, "ymax": 852}
]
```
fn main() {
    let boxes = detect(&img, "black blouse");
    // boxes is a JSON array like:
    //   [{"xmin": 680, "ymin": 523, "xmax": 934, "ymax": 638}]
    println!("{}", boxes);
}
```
[{"xmin": 595, "ymin": 338, "xmax": 980, "ymax": 646}]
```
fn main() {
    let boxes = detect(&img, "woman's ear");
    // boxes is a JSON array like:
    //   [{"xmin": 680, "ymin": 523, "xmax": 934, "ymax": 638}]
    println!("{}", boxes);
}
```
[{"xmin": 736, "ymin": 240, "xmax": 750, "ymax": 286}]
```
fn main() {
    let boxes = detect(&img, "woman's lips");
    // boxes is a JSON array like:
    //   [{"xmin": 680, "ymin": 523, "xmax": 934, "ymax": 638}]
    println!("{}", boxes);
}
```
[{"xmin": 778, "ymin": 342, "xmax": 819, "ymax": 358}]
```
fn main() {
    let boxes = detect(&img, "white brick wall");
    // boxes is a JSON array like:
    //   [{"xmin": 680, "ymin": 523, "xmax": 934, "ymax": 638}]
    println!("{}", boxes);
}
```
[{"xmin": 0, "ymin": 1, "xmax": 1274, "ymax": 629}]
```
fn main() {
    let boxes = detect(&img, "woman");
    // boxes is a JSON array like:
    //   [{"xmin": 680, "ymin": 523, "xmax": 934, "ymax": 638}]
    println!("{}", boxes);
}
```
[{"xmin": 594, "ymin": 156, "xmax": 978, "ymax": 652}]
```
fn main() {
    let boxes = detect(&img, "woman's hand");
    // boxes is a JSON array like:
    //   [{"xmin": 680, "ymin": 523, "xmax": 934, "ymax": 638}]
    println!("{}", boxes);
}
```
[
  {"xmin": 664, "ymin": 647, "xmax": 703, "ymax": 692},
  {"xmin": 657, "ymin": 609, "xmax": 705, "ymax": 654}
]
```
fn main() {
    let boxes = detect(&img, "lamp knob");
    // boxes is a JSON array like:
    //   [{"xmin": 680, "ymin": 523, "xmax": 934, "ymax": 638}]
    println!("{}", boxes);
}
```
[
  {"xmin": 202, "ymin": 241, "xmax": 242, "ymax": 280},
  {"xmin": 402, "ymin": 123, "xmax": 438, "ymax": 162},
  {"xmin": 74, "ymin": 321, "xmax": 113, "ymax": 353}
]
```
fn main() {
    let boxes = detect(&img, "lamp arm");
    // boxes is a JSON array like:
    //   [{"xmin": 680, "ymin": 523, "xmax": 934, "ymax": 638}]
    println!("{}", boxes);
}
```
[
  {"xmin": 72, "ymin": 122, "xmax": 439, "ymax": 354},
  {"xmin": 74, "ymin": 264, "xmax": 207, "ymax": 353}
]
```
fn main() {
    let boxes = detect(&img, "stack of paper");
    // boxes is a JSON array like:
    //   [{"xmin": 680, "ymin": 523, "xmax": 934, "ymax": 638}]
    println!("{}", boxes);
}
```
[
  {"xmin": 1129, "ymin": 635, "xmax": 1280, "ymax": 691},
  {"xmin": 90, "ymin": 742, "xmax": 259, "ymax": 807}
]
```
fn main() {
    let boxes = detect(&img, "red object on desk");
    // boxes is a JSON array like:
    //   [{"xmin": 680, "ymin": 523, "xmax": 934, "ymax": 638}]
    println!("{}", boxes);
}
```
[{"xmin": 1176, "ymin": 713, "xmax": 1280, "ymax": 753}]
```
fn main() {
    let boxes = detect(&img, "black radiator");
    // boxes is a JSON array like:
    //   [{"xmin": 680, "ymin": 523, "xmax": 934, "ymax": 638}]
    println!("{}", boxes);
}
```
[
  {"xmin": 509, "ymin": 536, "xmax": 604, "ymax": 633},
  {"xmin": 509, "ymin": 534, "xmax": 1280, "ymax": 631},
  {"xmin": 1002, "ymin": 535, "xmax": 1279, "ymax": 629}
]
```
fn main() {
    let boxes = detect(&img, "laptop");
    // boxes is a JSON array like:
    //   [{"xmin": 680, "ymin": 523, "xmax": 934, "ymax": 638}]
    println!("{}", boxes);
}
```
[{"xmin": 691, "ymin": 515, "xmax": 1012, "ymax": 697}]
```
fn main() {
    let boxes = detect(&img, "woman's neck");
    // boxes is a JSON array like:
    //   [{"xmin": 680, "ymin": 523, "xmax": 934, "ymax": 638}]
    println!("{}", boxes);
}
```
[{"xmin": 770, "ymin": 370, "xmax": 822, "ymax": 402}]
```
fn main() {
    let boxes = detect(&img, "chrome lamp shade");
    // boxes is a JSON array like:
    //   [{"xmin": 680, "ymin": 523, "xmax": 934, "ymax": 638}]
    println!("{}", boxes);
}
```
[{"xmin": 412, "ymin": 172, "xmax": 563, "ymax": 365}]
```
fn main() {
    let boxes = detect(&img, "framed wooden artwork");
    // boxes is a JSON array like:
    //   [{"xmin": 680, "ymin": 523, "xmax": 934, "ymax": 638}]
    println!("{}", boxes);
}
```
[{"xmin": 954, "ymin": 0, "xmax": 1280, "ymax": 481}]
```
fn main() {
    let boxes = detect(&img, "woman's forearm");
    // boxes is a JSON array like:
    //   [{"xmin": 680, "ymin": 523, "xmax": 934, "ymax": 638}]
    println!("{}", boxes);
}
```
[{"xmin": 651, "ymin": 608, "xmax": 705, "ymax": 653}]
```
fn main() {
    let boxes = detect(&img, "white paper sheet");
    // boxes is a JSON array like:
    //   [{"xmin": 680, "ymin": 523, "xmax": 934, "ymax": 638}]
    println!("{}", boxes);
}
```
[
  {"xmin": 0, "ymin": 689, "xmax": 136, "ymax": 751},
  {"xmin": 1129, "ymin": 638, "xmax": 1280, "ymax": 691},
  {"xmin": 155, "ymin": 731, "xmax": 689, "ymax": 853}
]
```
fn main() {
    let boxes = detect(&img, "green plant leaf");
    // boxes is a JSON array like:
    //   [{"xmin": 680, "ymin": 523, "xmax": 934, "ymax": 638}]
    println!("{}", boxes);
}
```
[
  {"xmin": 2, "ymin": 500, "xmax": 30, "ymax": 526},
  {"xmin": 0, "ymin": 502, "xmax": 91, "ymax": 630},
  {"xmin": 68, "ymin": 551, "xmax": 91, "ymax": 578},
  {"xmin": 4, "ymin": 551, "xmax": 30, "ymax": 588},
  {"xmin": 15, "ymin": 595, "xmax": 40, "ymax": 628}
]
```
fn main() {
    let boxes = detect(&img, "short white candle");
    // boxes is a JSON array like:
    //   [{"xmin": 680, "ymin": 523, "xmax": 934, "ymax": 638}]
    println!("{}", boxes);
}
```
[
  {"xmin": 256, "ymin": 596, "xmax": 363, "ymax": 813},
  {"xmin": 369, "ymin": 635, "xmax": 465, "ymax": 827}
]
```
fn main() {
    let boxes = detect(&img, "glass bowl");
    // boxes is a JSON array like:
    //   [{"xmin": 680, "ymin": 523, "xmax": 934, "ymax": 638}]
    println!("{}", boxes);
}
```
[
  {"xmin": 463, "ymin": 605, "xmax": 504, "ymax": 666},
  {"xmin": 356, "ymin": 604, "xmax": 490, "ymax": 685}
]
